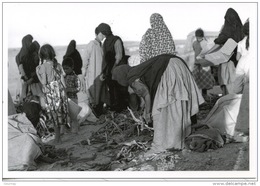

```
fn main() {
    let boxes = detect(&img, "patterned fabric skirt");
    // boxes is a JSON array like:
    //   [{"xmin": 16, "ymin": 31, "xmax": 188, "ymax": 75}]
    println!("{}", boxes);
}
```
[
  {"xmin": 43, "ymin": 81, "xmax": 68, "ymax": 127},
  {"xmin": 193, "ymin": 64, "xmax": 215, "ymax": 90}
]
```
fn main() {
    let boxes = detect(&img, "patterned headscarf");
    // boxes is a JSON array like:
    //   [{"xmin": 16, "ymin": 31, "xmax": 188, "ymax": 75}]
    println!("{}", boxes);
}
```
[{"xmin": 139, "ymin": 13, "xmax": 176, "ymax": 63}]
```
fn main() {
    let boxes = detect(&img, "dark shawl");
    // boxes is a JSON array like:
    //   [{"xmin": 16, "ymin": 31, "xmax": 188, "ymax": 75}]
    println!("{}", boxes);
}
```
[
  {"xmin": 23, "ymin": 41, "xmax": 40, "ymax": 82},
  {"xmin": 16, "ymin": 34, "xmax": 33, "ymax": 67},
  {"xmin": 64, "ymin": 40, "xmax": 83, "ymax": 75},
  {"xmin": 128, "ymin": 54, "xmax": 177, "ymax": 103},
  {"xmin": 113, "ymin": 54, "xmax": 178, "ymax": 104},
  {"xmin": 214, "ymin": 8, "xmax": 243, "ymax": 66},
  {"xmin": 102, "ymin": 34, "xmax": 125, "ymax": 78}
]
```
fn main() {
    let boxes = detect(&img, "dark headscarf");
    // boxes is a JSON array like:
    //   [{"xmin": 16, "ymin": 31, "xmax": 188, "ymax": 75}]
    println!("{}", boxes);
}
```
[
  {"xmin": 16, "ymin": 34, "xmax": 33, "ymax": 67},
  {"xmin": 23, "ymin": 41, "xmax": 40, "ymax": 81},
  {"xmin": 214, "ymin": 8, "xmax": 243, "ymax": 66},
  {"xmin": 63, "ymin": 40, "xmax": 83, "ymax": 75},
  {"xmin": 97, "ymin": 23, "xmax": 112, "ymax": 36},
  {"xmin": 214, "ymin": 8, "xmax": 243, "ymax": 44}
]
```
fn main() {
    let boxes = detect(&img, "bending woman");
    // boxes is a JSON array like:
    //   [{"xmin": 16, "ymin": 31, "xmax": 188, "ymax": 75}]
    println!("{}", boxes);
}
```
[{"xmin": 112, "ymin": 54, "xmax": 204, "ymax": 154}]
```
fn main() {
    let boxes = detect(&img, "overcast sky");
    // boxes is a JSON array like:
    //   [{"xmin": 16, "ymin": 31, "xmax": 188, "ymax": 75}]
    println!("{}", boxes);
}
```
[{"xmin": 3, "ymin": 2, "xmax": 256, "ymax": 48}]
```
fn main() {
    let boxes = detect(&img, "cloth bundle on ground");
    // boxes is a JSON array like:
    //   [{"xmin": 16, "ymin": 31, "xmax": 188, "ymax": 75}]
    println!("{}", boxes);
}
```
[
  {"xmin": 202, "ymin": 94, "xmax": 242, "ymax": 137},
  {"xmin": 8, "ymin": 113, "xmax": 43, "ymax": 171},
  {"xmin": 73, "ymin": 93, "xmax": 98, "ymax": 123},
  {"xmin": 185, "ymin": 124, "xmax": 225, "ymax": 152}
]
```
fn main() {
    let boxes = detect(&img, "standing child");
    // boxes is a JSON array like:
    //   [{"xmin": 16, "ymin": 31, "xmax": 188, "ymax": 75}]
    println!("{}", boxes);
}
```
[
  {"xmin": 62, "ymin": 57, "xmax": 81, "ymax": 133},
  {"xmin": 192, "ymin": 28, "xmax": 215, "ymax": 100},
  {"xmin": 62, "ymin": 57, "xmax": 81, "ymax": 104},
  {"xmin": 36, "ymin": 44, "xmax": 68, "ymax": 144}
]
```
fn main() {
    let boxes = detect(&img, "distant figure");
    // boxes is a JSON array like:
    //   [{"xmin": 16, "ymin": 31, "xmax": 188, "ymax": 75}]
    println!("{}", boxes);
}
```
[
  {"xmin": 63, "ymin": 40, "xmax": 83, "ymax": 75},
  {"xmin": 81, "ymin": 26, "xmax": 107, "ymax": 116},
  {"xmin": 202, "ymin": 8, "xmax": 243, "ymax": 95},
  {"xmin": 98, "ymin": 23, "xmax": 129, "ymax": 112},
  {"xmin": 192, "ymin": 28, "xmax": 215, "ymax": 99},
  {"xmin": 15, "ymin": 34, "xmax": 33, "ymax": 103},
  {"xmin": 36, "ymin": 44, "xmax": 68, "ymax": 144},
  {"xmin": 139, "ymin": 13, "xmax": 176, "ymax": 63}
]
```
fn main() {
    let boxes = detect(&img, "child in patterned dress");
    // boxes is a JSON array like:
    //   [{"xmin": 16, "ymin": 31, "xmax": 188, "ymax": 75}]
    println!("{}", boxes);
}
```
[
  {"xmin": 62, "ymin": 57, "xmax": 81, "ymax": 133},
  {"xmin": 193, "ymin": 28, "xmax": 215, "ymax": 100},
  {"xmin": 36, "ymin": 44, "xmax": 68, "ymax": 144}
]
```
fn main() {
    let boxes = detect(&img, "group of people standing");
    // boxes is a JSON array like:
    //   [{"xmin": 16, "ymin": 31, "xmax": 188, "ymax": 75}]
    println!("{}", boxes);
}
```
[
  {"xmin": 12, "ymin": 8, "xmax": 250, "ymax": 154},
  {"xmin": 191, "ymin": 8, "xmax": 250, "ymax": 140}
]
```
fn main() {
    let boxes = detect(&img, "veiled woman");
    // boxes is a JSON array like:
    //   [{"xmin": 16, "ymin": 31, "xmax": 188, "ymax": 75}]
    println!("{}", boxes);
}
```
[
  {"xmin": 112, "ymin": 13, "xmax": 204, "ymax": 155},
  {"xmin": 63, "ymin": 40, "xmax": 83, "ymax": 75},
  {"xmin": 202, "ymin": 8, "xmax": 243, "ymax": 95},
  {"xmin": 15, "ymin": 34, "xmax": 33, "ymax": 103}
]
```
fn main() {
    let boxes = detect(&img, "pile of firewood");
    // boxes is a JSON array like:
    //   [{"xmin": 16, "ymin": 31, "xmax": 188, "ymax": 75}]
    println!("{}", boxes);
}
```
[{"xmin": 89, "ymin": 108, "xmax": 153, "ymax": 144}]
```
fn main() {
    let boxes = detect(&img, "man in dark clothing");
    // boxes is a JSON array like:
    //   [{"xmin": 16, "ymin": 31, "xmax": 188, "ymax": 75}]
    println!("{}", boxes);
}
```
[{"xmin": 97, "ymin": 23, "xmax": 129, "ymax": 112}]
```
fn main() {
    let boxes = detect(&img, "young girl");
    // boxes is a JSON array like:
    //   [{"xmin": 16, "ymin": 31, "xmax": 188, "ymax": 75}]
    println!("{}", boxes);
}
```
[
  {"xmin": 62, "ymin": 57, "xmax": 81, "ymax": 134},
  {"xmin": 192, "ymin": 28, "xmax": 215, "ymax": 100},
  {"xmin": 36, "ymin": 44, "xmax": 68, "ymax": 144}
]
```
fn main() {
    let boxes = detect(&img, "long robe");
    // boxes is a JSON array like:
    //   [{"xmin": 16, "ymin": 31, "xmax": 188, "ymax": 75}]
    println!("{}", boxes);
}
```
[
  {"xmin": 151, "ymin": 57, "xmax": 204, "ymax": 151},
  {"xmin": 83, "ymin": 40, "xmax": 103, "ymax": 90}
]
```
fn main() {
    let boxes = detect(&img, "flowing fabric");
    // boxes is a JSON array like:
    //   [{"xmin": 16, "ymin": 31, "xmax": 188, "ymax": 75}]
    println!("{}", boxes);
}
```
[
  {"xmin": 64, "ymin": 40, "xmax": 83, "ymax": 75},
  {"xmin": 139, "ymin": 13, "xmax": 176, "ymax": 63},
  {"xmin": 202, "ymin": 94, "xmax": 242, "ymax": 136},
  {"xmin": 128, "ymin": 54, "xmax": 174, "ymax": 104},
  {"xmin": 151, "ymin": 58, "xmax": 204, "ymax": 151}
]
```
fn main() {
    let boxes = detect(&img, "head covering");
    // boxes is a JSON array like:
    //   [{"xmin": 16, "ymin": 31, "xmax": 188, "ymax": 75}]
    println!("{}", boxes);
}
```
[
  {"xmin": 112, "ymin": 64, "xmax": 131, "ymax": 87},
  {"xmin": 23, "ymin": 40, "xmax": 40, "ymax": 78},
  {"xmin": 29, "ymin": 41, "xmax": 40, "ymax": 53},
  {"xmin": 64, "ymin": 40, "xmax": 76, "ymax": 58},
  {"xmin": 139, "ymin": 13, "xmax": 176, "ymax": 63},
  {"xmin": 97, "ymin": 23, "xmax": 112, "ymax": 36},
  {"xmin": 63, "ymin": 40, "xmax": 82, "ymax": 75},
  {"xmin": 16, "ymin": 34, "xmax": 33, "ymax": 66},
  {"xmin": 214, "ymin": 8, "xmax": 243, "ymax": 44}
]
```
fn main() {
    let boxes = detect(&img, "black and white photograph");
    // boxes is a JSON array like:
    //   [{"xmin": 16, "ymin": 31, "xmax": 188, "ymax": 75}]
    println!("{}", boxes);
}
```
[{"xmin": 1, "ymin": 1, "xmax": 258, "ymax": 185}]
